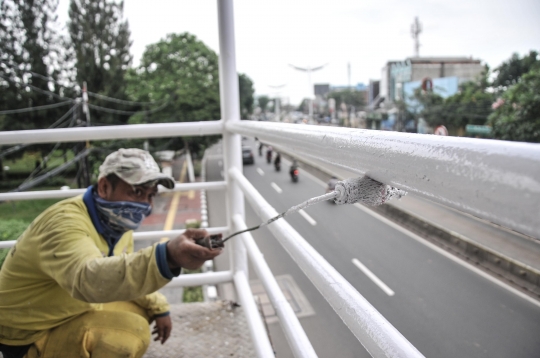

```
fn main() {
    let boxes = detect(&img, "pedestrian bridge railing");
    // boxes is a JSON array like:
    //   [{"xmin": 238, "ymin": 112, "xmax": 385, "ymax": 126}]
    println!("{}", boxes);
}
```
[{"xmin": 1, "ymin": 0, "xmax": 539, "ymax": 357}]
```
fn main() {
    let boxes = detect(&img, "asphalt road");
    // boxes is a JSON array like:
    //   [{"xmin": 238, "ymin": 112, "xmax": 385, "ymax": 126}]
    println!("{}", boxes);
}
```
[{"xmin": 206, "ymin": 139, "xmax": 540, "ymax": 358}]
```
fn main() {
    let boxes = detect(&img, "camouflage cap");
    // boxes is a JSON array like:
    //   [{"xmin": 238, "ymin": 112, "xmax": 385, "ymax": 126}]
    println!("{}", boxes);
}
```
[{"xmin": 98, "ymin": 148, "xmax": 175, "ymax": 189}]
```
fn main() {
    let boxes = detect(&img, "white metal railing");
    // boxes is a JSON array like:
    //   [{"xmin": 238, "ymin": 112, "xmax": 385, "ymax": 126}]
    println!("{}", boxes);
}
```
[
  {"xmin": 2, "ymin": 1, "xmax": 537, "ymax": 357},
  {"xmin": 226, "ymin": 120, "xmax": 540, "ymax": 239},
  {"xmin": 229, "ymin": 168, "xmax": 423, "ymax": 357}
]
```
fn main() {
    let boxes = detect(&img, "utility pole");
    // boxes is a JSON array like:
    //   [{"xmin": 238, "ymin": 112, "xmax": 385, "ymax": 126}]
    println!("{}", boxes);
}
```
[
  {"xmin": 411, "ymin": 17, "xmax": 422, "ymax": 57},
  {"xmin": 348, "ymin": 62, "xmax": 351, "ymax": 90},
  {"xmin": 80, "ymin": 82, "xmax": 91, "ymax": 187},
  {"xmin": 289, "ymin": 63, "xmax": 327, "ymax": 120}
]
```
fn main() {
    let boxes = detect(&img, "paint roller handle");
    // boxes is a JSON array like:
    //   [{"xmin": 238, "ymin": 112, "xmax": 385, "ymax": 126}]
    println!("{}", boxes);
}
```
[{"xmin": 195, "ymin": 234, "xmax": 225, "ymax": 250}]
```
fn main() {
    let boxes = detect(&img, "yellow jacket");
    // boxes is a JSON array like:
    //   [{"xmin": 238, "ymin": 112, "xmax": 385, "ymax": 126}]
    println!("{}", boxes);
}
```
[{"xmin": 0, "ymin": 195, "xmax": 172, "ymax": 345}]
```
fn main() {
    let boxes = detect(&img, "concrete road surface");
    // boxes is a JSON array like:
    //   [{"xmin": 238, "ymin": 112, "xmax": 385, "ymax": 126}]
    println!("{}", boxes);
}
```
[{"xmin": 206, "ymin": 140, "xmax": 540, "ymax": 358}]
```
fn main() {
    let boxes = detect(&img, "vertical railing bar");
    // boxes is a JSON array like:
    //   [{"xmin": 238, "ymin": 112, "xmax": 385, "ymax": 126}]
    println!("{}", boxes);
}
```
[
  {"xmin": 229, "ymin": 167, "xmax": 424, "ymax": 358},
  {"xmin": 233, "ymin": 214, "xmax": 318, "ymax": 358},
  {"xmin": 217, "ymin": 0, "xmax": 247, "ymax": 275},
  {"xmin": 234, "ymin": 271, "xmax": 275, "ymax": 357}
]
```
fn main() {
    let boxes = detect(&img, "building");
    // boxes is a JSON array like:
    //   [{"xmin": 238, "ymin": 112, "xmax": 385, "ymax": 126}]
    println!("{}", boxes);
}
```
[{"xmin": 381, "ymin": 57, "xmax": 483, "ymax": 104}]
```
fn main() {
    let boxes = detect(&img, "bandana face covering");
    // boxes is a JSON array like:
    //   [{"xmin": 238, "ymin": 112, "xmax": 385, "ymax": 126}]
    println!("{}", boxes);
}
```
[{"xmin": 94, "ymin": 194, "xmax": 152, "ymax": 233}]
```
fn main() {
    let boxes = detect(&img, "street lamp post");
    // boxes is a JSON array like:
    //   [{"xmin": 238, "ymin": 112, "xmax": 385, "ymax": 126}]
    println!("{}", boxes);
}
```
[
  {"xmin": 289, "ymin": 63, "xmax": 327, "ymax": 120},
  {"xmin": 269, "ymin": 84, "xmax": 286, "ymax": 121}
]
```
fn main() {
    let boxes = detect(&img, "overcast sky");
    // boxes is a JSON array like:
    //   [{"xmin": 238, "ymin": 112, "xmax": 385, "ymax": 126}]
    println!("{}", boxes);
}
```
[{"xmin": 58, "ymin": 0, "xmax": 540, "ymax": 105}]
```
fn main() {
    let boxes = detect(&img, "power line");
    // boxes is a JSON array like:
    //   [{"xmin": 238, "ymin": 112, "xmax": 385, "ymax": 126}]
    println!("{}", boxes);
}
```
[
  {"xmin": 88, "ymin": 99, "xmax": 170, "ymax": 116},
  {"xmin": 1, "ymin": 63, "xmax": 166, "ymax": 107},
  {"xmin": 0, "ymin": 100, "xmax": 73, "ymax": 115},
  {"xmin": 0, "ymin": 103, "xmax": 80, "ymax": 159},
  {"xmin": 87, "ymin": 91, "xmax": 166, "ymax": 106}
]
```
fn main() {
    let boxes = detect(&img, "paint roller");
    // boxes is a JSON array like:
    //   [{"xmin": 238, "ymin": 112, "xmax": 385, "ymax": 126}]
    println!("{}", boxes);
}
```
[{"xmin": 195, "ymin": 176, "xmax": 407, "ymax": 249}]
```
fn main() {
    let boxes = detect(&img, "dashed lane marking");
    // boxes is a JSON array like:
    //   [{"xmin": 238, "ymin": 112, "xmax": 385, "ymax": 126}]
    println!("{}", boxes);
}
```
[
  {"xmin": 352, "ymin": 258, "xmax": 395, "ymax": 296},
  {"xmin": 299, "ymin": 209, "xmax": 317, "ymax": 226},
  {"xmin": 271, "ymin": 182, "xmax": 282, "ymax": 194},
  {"xmin": 257, "ymin": 168, "xmax": 265, "ymax": 176}
]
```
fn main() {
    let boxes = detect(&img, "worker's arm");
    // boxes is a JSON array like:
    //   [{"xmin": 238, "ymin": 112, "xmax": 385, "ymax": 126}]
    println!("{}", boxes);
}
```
[{"xmin": 38, "ymin": 215, "xmax": 219, "ymax": 303}]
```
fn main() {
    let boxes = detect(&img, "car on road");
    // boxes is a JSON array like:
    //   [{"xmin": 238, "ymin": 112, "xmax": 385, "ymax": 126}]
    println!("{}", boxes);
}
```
[{"xmin": 242, "ymin": 146, "xmax": 254, "ymax": 165}]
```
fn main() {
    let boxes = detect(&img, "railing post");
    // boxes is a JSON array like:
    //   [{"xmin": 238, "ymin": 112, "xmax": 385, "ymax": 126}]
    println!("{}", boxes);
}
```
[{"xmin": 217, "ymin": 0, "xmax": 247, "ymax": 275}]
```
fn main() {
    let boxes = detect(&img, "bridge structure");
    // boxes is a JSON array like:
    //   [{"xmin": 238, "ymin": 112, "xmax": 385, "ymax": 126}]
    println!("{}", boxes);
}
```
[{"xmin": 1, "ymin": 1, "xmax": 539, "ymax": 357}]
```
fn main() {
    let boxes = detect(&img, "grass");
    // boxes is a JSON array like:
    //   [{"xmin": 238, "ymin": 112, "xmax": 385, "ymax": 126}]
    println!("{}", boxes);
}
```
[
  {"xmin": 0, "ymin": 197, "xmax": 62, "ymax": 268},
  {"xmin": 3, "ymin": 150, "xmax": 75, "ymax": 174},
  {"xmin": 182, "ymin": 268, "xmax": 204, "ymax": 302},
  {"xmin": 0, "ymin": 198, "xmax": 61, "ymax": 222}
]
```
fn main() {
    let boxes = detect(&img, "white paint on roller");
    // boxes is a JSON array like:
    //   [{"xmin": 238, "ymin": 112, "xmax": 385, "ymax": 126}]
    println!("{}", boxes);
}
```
[
  {"xmin": 352, "ymin": 258, "xmax": 395, "ymax": 296},
  {"xmin": 257, "ymin": 168, "xmax": 265, "ymax": 176},
  {"xmin": 271, "ymin": 182, "xmax": 282, "ymax": 194},
  {"xmin": 299, "ymin": 209, "xmax": 317, "ymax": 226},
  {"xmin": 353, "ymin": 203, "xmax": 540, "ymax": 308}
]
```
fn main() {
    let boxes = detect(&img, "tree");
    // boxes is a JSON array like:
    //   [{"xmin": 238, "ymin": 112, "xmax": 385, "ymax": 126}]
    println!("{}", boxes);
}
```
[
  {"xmin": 125, "ymin": 33, "xmax": 221, "ymax": 155},
  {"xmin": 489, "ymin": 68, "xmax": 540, "ymax": 143},
  {"xmin": 68, "ymin": 0, "xmax": 133, "ymax": 125},
  {"xmin": 493, "ymin": 50, "xmax": 539, "ymax": 90},
  {"xmin": 257, "ymin": 95, "xmax": 270, "ymax": 114},
  {"xmin": 0, "ymin": 0, "xmax": 65, "ymax": 133},
  {"xmin": 238, "ymin": 73, "xmax": 254, "ymax": 118}
]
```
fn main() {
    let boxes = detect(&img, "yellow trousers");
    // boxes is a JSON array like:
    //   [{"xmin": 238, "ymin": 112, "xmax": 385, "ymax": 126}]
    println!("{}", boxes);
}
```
[{"xmin": 25, "ymin": 302, "xmax": 151, "ymax": 358}]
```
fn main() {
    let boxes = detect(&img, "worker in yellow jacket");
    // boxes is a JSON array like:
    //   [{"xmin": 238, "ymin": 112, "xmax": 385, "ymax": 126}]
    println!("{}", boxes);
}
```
[{"xmin": 0, "ymin": 148, "xmax": 222, "ymax": 358}]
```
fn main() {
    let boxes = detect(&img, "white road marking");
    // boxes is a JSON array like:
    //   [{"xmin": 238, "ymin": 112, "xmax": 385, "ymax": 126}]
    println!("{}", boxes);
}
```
[
  {"xmin": 353, "ymin": 203, "xmax": 540, "ymax": 308},
  {"xmin": 352, "ymin": 258, "xmax": 395, "ymax": 296},
  {"xmin": 257, "ymin": 168, "xmax": 265, "ymax": 176},
  {"xmin": 271, "ymin": 182, "xmax": 282, "ymax": 193},
  {"xmin": 299, "ymin": 209, "xmax": 317, "ymax": 226}
]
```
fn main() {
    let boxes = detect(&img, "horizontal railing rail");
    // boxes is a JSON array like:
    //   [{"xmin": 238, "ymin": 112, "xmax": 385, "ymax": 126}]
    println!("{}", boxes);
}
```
[
  {"xmin": 0, "ymin": 120, "xmax": 223, "ymax": 146},
  {"xmin": 167, "ymin": 270, "xmax": 233, "ymax": 288},
  {"xmin": 0, "ymin": 226, "xmax": 229, "ymax": 249},
  {"xmin": 229, "ymin": 167, "xmax": 424, "ymax": 358},
  {"xmin": 0, "ymin": 181, "xmax": 227, "ymax": 202},
  {"xmin": 227, "ymin": 120, "xmax": 540, "ymax": 239}
]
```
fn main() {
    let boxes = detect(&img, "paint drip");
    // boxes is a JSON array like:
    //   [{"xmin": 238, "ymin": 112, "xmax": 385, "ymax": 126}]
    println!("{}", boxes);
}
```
[{"xmin": 220, "ymin": 176, "xmax": 407, "ymax": 244}]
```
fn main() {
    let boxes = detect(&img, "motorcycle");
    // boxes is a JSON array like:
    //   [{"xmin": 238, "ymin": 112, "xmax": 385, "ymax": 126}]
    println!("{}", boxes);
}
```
[
  {"xmin": 266, "ymin": 147, "xmax": 273, "ymax": 164},
  {"xmin": 274, "ymin": 153, "xmax": 281, "ymax": 171},
  {"xmin": 290, "ymin": 161, "xmax": 299, "ymax": 182}
]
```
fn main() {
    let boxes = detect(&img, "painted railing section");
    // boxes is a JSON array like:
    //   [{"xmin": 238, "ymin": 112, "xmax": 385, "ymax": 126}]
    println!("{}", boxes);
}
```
[{"xmin": 226, "ymin": 120, "xmax": 540, "ymax": 239}]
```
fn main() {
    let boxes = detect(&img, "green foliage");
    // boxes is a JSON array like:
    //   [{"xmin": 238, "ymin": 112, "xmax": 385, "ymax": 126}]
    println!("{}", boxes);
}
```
[
  {"xmin": 0, "ymin": 198, "xmax": 60, "ymax": 222},
  {"xmin": 238, "ymin": 73, "xmax": 255, "ymax": 118},
  {"xmin": 410, "ymin": 87, "xmax": 445, "ymax": 127},
  {"xmin": 125, "ymin": 33, "xmax": 221, "ymax": 154},
  {"xmin": 327, "ymin": 89, "xmax": 365, "ymax": 110},
  {"xmin": 0, "ymin": 219, "xmax": 30, "ymax": 269},
  {"xmin": 489, "ymin": 68, "xmax": 540, "ymax": 142},
  {"xmin": 0, "ymin": 0, "xmax": 70, "ymax": 159},
  {"xmin": 493, "ymin": 50, "xmax": 539, "ymax": 89},
  {"xmin": 181, "ymin": 268, "xmax": 203, "ymax": 302},
  {"xmin": 68, "ymin": 0, "xmax": 133, "ymax": 125}
]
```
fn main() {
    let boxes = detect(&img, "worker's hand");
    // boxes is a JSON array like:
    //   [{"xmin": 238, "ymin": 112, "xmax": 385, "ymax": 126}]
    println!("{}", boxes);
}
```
[
  {"xmin": 166, "ymin": 229, "xmax": 223, "ymax": 270},
  {"xmin": 152, "ymin": 315, "xmax": 172, "ymax": 344}
]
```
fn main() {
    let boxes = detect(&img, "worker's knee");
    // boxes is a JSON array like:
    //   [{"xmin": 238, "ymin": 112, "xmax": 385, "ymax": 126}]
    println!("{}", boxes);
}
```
[{"xmin": 34, "ymin": 310, "xmax": 150, "ymax": 358}]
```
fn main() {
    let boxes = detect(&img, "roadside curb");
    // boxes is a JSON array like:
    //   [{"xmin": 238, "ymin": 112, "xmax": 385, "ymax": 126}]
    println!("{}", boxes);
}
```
[{"xmin": 275, "ymin": 144, "xmax": 540, "ymax": 299}]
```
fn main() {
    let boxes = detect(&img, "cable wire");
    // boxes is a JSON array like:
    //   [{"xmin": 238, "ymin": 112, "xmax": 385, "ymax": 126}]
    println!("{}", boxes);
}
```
[
  {"xmin": 88, "ymin": 99, "xmax": 169, "ymax": 116},
  {"xmin": 87, "ymin": 91, "xmax": 167, "ymax": 106},
  {"xmin": 0, "ymin": 100, "xmax": 73, "ymax": 115}
]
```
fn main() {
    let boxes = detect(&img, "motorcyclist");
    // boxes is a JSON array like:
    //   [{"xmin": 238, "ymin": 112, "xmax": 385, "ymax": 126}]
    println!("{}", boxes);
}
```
[
  {"xmin": 258, "ymin": 142, "xmax": 264, "ymax": 156},
  {"xmin": 266, "ymin": 146, "xmax": 273, "ymax": 163},
  {"xmin": 274, "ymin": 153, "xmax": 281, "ymax": 171},
  {"xmin": 289, "ymin": 159, "xmax": 299, "ymax": 181}
]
